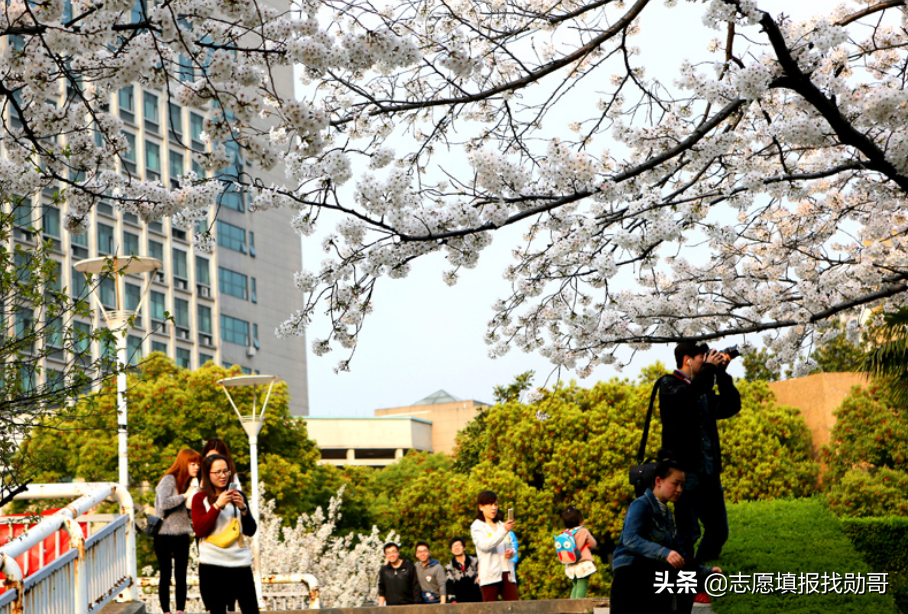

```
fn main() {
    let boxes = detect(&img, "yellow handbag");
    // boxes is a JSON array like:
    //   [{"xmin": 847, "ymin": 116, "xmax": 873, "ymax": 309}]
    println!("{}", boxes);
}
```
[{"xmin": 206, "ymin": 506, "xmax": 242, "ymax": 548}]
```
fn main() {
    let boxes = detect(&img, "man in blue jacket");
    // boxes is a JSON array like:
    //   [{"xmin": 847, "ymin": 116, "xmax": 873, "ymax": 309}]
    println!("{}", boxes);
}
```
[{"xmin": 659, "ymin": 342, "xmax": 741, "ymax": 567}]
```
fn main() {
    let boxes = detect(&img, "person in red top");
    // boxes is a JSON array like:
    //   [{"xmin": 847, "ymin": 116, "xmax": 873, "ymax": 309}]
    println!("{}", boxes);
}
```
[{"xmin": 191, "ymin": 454, "xmax": 257, "ymax": 614}]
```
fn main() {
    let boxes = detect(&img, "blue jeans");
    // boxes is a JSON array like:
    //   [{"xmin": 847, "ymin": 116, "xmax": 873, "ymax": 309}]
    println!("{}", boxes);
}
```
[{"xmin": 674, "ymin": 472, "xmax": 728, "ymax": 562}]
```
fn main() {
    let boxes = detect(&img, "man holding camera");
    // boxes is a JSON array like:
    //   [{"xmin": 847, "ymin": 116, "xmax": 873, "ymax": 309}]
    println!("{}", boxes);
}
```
[{"xmin": 659, "ymin": 342, "xmax": 741, "ymax": 598}]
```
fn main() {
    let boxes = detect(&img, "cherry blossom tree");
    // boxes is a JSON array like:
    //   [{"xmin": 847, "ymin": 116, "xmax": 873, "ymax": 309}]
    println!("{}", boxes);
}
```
[{"xmin": 5, "ymin": 0, "xmax": 908, "ymax": 376}]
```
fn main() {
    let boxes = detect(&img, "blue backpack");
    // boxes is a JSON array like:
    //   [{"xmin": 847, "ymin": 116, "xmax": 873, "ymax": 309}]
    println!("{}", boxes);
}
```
[{"xmin": 554, "ymin": 528, "xmax": 582, "ymax": 564}]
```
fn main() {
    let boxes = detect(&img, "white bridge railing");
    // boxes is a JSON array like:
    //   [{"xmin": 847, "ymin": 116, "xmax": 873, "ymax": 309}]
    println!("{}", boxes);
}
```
[
  {"xmin": 0, "ymin": 483, "xmax": 137, "ymax": 614},
  {"xmin": 138, "ymin": 573, "xmax": 321, "ymax": 612}
]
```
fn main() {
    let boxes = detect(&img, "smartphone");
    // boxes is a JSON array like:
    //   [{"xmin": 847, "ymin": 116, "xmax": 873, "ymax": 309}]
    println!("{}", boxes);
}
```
[{"xmin": 507, "ymin": 508, "xmax": 514, "ymax": 522}]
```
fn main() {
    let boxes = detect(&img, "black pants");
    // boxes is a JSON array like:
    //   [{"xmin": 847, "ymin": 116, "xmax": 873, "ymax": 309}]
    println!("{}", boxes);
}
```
[
  {"xmin": 199, "ymin": 564, "xmax": 259, "ymax": 614},
  {"xmin": 674, "ymin": 472, "xmax": 729, "ymax": 562},
  {"xmin": 610, "ymin": 560, "xmax": 699, "ymax": 614},
  {"xmin": 153, "ymin": 534, "xmax": 190, "ymax": 613}
]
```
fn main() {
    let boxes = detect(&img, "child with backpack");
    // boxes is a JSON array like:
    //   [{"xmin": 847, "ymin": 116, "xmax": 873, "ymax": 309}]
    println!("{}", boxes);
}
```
[{"xmin": 555, "ymin": 507, "xmax": 598, "ymax": 598}]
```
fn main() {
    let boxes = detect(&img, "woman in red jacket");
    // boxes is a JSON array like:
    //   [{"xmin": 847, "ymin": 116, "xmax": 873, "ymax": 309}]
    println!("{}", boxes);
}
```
[{"xmin": 191, "ymin": 454, "xmax": 258, "ymax": 614}]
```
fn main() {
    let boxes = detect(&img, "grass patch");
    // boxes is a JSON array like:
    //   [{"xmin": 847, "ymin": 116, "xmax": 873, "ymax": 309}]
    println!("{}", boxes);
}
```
[{"xmin": 711, "ymin": 497, "xmax": 899, "ymax": 614}]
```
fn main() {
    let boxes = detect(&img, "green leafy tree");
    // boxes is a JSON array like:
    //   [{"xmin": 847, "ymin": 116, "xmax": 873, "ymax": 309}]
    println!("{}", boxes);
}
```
[
  {"xmin": 742, "ymin": 348, "xmax": 780, "ymax": 382},
  {"xmin": 17, "ymin": 354, "xmax": 320, "ymax": 520},
  {"xmin": 809, "ymin": 321, "xmax": 864, "ymax": 374},
  {"xmin": 1, "ymin": 204, "xmax": 120, "ymax": 504},
  {"xmin": 822, "ymin": 381, "xmax": 908, "ymax": 518},
  {"xmin": 822, "ymin": 383, "xmax": 908, "ymax": 481},
  {"xmin": 861, "ymin": 308, "xmax": 908, "ymax": 407},
  {"xmin": 452, "ymin": 370, "xmax": 534, "ymax": 474},
  {"xmin": 718, "ymin": 380, "xmax": 820, "ymax": 502}
]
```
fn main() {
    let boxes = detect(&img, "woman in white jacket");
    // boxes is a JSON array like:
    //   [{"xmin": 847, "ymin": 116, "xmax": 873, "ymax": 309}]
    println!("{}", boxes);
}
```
[{"xmin": 469, "ymin": 490, "xmax": 518, "ymax": 601}]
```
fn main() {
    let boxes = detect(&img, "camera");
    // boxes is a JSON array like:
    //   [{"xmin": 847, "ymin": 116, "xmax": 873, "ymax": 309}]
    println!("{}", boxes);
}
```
[{"xmin": 719, "ymin": 345, "xmax": 740, "ymax": 360}]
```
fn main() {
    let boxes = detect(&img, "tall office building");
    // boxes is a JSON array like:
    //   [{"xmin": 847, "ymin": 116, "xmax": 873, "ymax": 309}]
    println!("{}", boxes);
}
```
[{"xmin": 3, "ymin": 24, "xmax": 310, "ymax": 416}]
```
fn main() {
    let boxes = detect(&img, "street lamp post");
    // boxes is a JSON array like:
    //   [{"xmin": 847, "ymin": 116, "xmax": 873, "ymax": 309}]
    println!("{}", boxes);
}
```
[
  {"xmin": 217, "ymin": 374, "xmax": 282, "ymax": 604},
  {"xmin": 73, "ymin": 256, "xmax": 162, "ymax": 488}
]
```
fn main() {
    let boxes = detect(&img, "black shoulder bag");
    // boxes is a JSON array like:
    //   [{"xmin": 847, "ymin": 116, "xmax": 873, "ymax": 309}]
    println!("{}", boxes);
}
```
[{"xmin": 628, "ymin": 375, "xmax": 668, "ymax": 497}]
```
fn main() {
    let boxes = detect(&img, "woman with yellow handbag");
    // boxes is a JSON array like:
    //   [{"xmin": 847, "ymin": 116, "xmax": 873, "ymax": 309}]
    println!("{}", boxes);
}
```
[{"xmin": 191, "ymin": 454, "xmax": 258, "ymax": 614}]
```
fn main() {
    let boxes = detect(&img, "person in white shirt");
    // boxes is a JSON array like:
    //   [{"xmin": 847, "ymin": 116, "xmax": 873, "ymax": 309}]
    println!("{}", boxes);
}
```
[
  {"xmin": 469, "ymin": 490, "xmax": 518, "ymax": 601},
  {"xmin": 191, "ymin": 454, "xmax": 257, "ymax": 614}
]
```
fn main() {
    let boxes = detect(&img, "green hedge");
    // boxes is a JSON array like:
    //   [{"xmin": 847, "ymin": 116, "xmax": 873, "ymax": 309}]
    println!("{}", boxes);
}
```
[
  {"xmin": 712, "ymin": 498, "xmax": 899, "ymax": 614},
  {"xmin": 842, "ymin": 516, "xmax": 908, "ymax": 614}
]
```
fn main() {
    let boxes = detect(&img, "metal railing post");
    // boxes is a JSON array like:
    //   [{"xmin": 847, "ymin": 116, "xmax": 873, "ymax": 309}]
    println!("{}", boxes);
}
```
[
  {"xmin": 63, "ymin": 518, "xmax": 88, "ymax": 614},
  {"xmin": 112, "ymin": 483, "xmax": 137, "ymax": 601},
  {"xmin": 0, "ymin": 553, "xmax": 24, "ymax": 614}
]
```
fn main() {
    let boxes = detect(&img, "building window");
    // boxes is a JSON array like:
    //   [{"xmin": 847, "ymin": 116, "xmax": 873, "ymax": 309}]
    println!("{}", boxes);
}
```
[
  {"xmin": 123, "ymin": 230, "xmax": 139, "ymax": 255},
  {"xmin": 71, "ymin": 229, "xmax": 88, "ymax": 248},
  {"xmin": 220, "ymin": 314, "xmax": 249, "ymax": 346},
  {"xmin": 47, "ymin": 369, "xmax": 66, "ymax": 393},
  {"xmin": 130, "ymin": 0, "xmax": 145, "ymax": 23},
  {"xmin": 119, "ymin": 86, "xmax": 134, "ymax": 123},
  {"xmin": 218, "ymin": 186, "xmax": 244, "ymax": 212},
  {"xmin": 125, "ymin": 283, "xmax": 141, "ymax": 312},
  {"xmin": 42, "ymin": 204, "xmax": 61, "ymax": 238},
  {"xmin": 99, "ymin": 276, "xmax": 116, "ymax": 308},
  {"xmin": 15, "ymin": 307, "xmax": 34, "ymax": 342},
  {"xmin": 250, "ymin": 277, "xmax": 257, "ymax": 303},
  {"xmin": 46, "ymin": 315, "xmax": 64, "ymax": 351},
  {"xmin": 192, "ymin": 159, "xmax": 205, "ymax": 178},
  {"xmin": 172, "ymin": 248, "xmax": 188, "ymax": 280},
  {"xmin": 127, "ymin": 335, "xmax": 143, "ymax": 364},
  {"xmin": 168, "ymin": 103, "xmax": 183, "ymax": 137},
  {"xmin": 143, "ymin": 91, "xmax": 159, "ymax": 133},
  {"xmin": 148, "ymin": 239, "xmax": 164, "ymax": 268},
  {"xmin": 150, "ymin": 291, "xmax": 165, "ymax": 321},
  {"xmin": 72, "ymin": 267, "xmax": 88, "ymax": 300},
  {"xmin": 218, "ymin": 267, "xmax": 248, "ymax": 300},
  {"xmin": 74, "ymin": 321, "xmax": 92, "ymax": 355},
  {"xmin": 146, "ymin": 140, "xmax": 161, "ymax": 179},
  {"xmin": 178, "ymin": 54, "xmax": 193, "ymax": 83},
  {"xmin": 123, "ymin": 132, "xmax": 137, "ymax": 174},
  {"xmin": 44, "ymin": 260, "xmax": 62, "ymax": 297},
  {"xmin": 174, "ymin": 298, "xmax": 189, "ymax": 328},
  {"xmin": 200, "ymin": 353, "xmax": 213, "ymax": 365},
  {"xmin": 196, "ymin": 256, "xmax": 210, "ymax": 286},
  {"xmin": 216, "ymin": 220, "xmax": 246, "ymax": 254},
  {"xmin": 198, "ymin": 305, "xmax": 212, "ymax": 335},
  {"xmin": 169, "ymin": 150, "xmax": 183, "ymax": 189},
  {"xmin": 253, "ymin": 323, "xmax": 260, "ymax": 350},
  {"xmin": 98, "ymin": 223, "xmax": 114, "ymax": 254},
  {"xmin": 248, "ymin": 231, "xmax": 256, "ymax": 257},
  {"xmin": 190, "ymin": 113, "xmax": 205, "ymax": 150},
  {"xmin": 152, "ymin": 340, "xmax": 168, "ymax": 354},
  {"xmin": 176, "ymin": 347, "xmax": 191, "ymax": 369}
]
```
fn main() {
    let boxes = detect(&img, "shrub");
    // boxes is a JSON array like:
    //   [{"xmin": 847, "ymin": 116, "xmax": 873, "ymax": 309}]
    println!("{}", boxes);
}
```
[
  {"xmin": 841, "ymin": 516, "xmax": 908, "ymax": 614},
  {"xmin": 713, "ymin": 498, "xmax": 900, "ymax": 614},
  {"xmin": 826, "ymin": 469, "xmax": 908, "ymax": 518}
]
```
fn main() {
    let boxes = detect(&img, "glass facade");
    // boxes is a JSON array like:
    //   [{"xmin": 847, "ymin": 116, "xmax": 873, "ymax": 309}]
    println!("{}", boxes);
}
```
[
  {"xmin": 216, "ymin": 220, "xmax": 246, "ymax": 253},
  {"xmin": 218, "ymin": 267, "xmax": 247, "ymax": 299},
  {"xmin": 220, "ymin": 314, "xmax": 249, "ymax": 346},
  {"xmin": 172, "ymin": 248, "xmax": 188, "ymax": 279}
]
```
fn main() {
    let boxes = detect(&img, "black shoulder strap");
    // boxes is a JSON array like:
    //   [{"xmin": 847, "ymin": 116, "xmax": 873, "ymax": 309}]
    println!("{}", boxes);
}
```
[{"xmin": 636, "ymin": 375, "xmax": 668, "ymax": 463}]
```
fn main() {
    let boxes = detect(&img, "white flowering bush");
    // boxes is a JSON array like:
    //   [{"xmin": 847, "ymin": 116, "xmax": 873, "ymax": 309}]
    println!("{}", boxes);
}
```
[
  {"xmin": 256, "ymin": 486, "xmax": 395, "ymax": 607},
  {"xmin": 5, "ymin": 0, "xmax": 908, "ymax": 374}
]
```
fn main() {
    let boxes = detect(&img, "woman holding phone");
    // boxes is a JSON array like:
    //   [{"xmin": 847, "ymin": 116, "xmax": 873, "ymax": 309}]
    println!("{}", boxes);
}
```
[
  {"xmin": 191, "ymin": 454, "xmax": 258, "ymax": 614},
  {"xmin": 470, "ymin": 490, "xmax": 519, "ymax": 601},
  {"xmin": 154, "ymin": 449, "xmax": 201, "ymax": 614}
]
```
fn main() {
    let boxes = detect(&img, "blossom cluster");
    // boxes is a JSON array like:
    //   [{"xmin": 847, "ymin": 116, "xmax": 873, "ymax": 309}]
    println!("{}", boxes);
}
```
[{"xmin": 4, "ymin": 0, "xmax": 908, "ymax": 376}]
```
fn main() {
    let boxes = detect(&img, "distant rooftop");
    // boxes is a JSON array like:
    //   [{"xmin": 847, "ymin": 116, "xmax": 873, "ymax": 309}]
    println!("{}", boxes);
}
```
[{"xmin": 411, "ymin": 390, "xmax": 461, "ymax": 406}]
